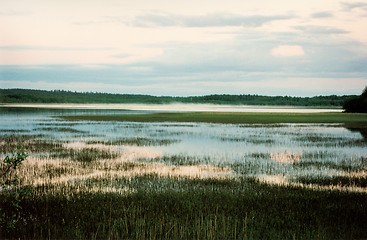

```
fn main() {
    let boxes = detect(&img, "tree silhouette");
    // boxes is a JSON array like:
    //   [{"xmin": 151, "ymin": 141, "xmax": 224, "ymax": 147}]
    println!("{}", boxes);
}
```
[{"xmin": 343, "ymin": 87, "xmax": 367, "ymax": 113}]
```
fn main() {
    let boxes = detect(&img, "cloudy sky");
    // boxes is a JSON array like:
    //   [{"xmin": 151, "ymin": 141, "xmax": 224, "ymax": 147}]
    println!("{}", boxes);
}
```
[{"xmin": 1, "ymin": 0, "xmax": 367, "ymax": 96}]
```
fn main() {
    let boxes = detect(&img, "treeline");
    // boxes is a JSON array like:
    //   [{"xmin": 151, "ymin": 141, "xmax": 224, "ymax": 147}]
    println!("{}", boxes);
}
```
[
  {"xmin": 0, "ymin": 88, "xmax": 355, "ymax": 107},
  {"xmin": 343, "ymin": 87, "xmax": 367, "ymax": 113},
  {"xmin": 186, "ymin": 94, "xmax": 349, "ymax": 107}
]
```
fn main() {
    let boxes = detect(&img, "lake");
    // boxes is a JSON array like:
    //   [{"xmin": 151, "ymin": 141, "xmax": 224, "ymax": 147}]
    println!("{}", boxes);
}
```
[{"xmin": 1, "ymin": 105, "xmax": 365, "ymax": 191}]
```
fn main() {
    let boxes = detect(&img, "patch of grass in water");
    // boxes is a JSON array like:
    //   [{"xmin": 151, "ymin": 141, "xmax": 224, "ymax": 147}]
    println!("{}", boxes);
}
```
[
  {"xmin": 87, "ymin": 137, "xmax": 178, "ymax": 146},
  {"xmin": 60, "ymin": 112, "xmax": 367, "ymax": 127},
  {"xmin": 53, "ymin": 148, "xmax": 118, "ymax": 163},
  {"xmin": 37, "ymin": 122, "xmax": 77, "ymax": 127},
  {"xmin": 34, "ymin": 127, "xmax": 86, "ymax": 133},
  {"xmin": 293, "ymin": 161, "xmax": 355, "ymax": 172},
  {"xmin": 296, "ymin": 135, "xmax": 367, "ymax": 147},
  {"xmin": 296, "ymin": 135, "xmax": 344, "ymax": 143},
  {"xmin": 342, "ymin": 139, "xmax": 367, "ymax": 147},
  {"xmin": 0, "ymin": 134, "xmax": 62, "ymax": 153},
  {"xmin": 295, "ymin": 157, "xmax": 367, "ymax": 171},
  {"xmin": 0, "ymin": 129, "xmax": 30, "ymax": 133},
  {"xmin": 230, "ymin": 160, "xmax": 277, "ymax": 175},
  {"xmin": 295, "ymin": 175, "xmax": 367, "ymax": 188},
  {"xmin": 159, "ymin": 123, "xmax": 196, "ymax": 127},
  {"xmin": 248, "ymin": 138, "xmax": 274, "ymax": 144},
  {"xmin": 248, "ymin": 152, "xmax": 270, "ymax": 159},
  {"xmin": 301, "ymin": 150, "xmax": 336, "ymax": 160},
  {"xmin": 220, "ymin": 136, "xmax": 274, "ymax": 144},
  {"xmin": 141, "ymin": 155, "xmax": 211, "ymax": 166}
]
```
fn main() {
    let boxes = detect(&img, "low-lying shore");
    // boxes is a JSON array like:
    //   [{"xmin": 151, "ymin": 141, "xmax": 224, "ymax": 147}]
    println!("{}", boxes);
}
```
[
  {"xmin": 0, "ymin": 103, "xmax": 342, "ymax": 113},
  {"xmin": 61, "ymin": 111, "xmax": 367, "ymax": 127}
]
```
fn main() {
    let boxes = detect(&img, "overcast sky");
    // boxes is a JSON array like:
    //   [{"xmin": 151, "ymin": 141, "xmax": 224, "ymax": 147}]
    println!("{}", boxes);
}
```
[{"xmin": 1, "ymin": 0, "xmax": 367, "ymax": 96}]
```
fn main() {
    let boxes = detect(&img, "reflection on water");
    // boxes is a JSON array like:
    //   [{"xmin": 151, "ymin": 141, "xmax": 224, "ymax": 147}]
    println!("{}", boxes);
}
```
[{"xmin": 1, "ymin": 106, "xmax": 366, "ymax": 190}]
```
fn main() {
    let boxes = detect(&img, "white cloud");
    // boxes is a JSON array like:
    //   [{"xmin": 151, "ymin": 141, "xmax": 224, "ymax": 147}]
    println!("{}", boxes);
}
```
[
  {"xmin": 341, "ymin": 2, "xmax": 367, "ymax": 11},
  {"xmin": 130, "ymin": 12, "xmax": 295, "ymax": 28},
  {"xmin": 294, "ymin": 25, "xmax": 349, "ymax": 35},
  {"xmin": 310, "ymin": 11, "xmax": 333, "ymax": 18},
  {"xmin": 270, "ymin": 45, "xmax": 305, "ymax": 57}
]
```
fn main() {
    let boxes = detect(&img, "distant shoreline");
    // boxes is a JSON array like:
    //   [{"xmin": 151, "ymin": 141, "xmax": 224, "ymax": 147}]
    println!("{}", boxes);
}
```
[
  {"xmin": 0, "ymin": 88, "xmax": 353, "ymax": 108},
  {"xmin": 0, "ymin": 103, "xmax": 343, "ymax": 113}
]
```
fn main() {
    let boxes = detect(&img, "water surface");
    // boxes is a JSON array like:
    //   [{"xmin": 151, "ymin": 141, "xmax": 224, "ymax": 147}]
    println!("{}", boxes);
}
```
[{"xmin": 1, "ymin": 106, "xmax": 365, "ymax": 188}]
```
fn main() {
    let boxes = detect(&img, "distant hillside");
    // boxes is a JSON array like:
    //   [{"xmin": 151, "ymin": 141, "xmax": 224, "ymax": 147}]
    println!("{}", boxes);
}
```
[{"xmin": 0, "ymin": 88, "xmax": 355, "ymax": 107}]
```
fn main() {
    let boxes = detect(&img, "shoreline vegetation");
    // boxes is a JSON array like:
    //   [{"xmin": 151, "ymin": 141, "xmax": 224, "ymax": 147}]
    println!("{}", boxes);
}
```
[
  {"xmin": 0, "ymin": 88, "xmax": 354, "ymax": 107},
  {"xmin": 61, "ymin": 112, "xmax": 367, "ymax": 127}
]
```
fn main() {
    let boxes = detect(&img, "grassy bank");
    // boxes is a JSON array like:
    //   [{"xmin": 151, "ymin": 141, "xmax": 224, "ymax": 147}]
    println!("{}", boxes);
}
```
[{"xmin": 61, "ymin": 112, "xmax": 367, "ymax": 127}]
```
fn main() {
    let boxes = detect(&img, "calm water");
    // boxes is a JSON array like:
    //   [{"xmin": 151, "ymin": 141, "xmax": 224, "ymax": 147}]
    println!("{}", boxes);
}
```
[
  {"xmin": 1, "ymin": 106, "xmax": 366, "ymax": 181},
  {"xmin": 1, "ymin": 103, "xmax": 343, "ymax": 113}
]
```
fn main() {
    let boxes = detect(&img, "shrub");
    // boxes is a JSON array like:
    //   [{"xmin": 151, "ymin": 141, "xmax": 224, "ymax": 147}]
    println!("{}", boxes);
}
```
[
  {"xmin": 0, "ymin": 151, "xmax": 27, "ymax": 187},
  {"xmin": 0, "ymin": 151, "xmax": 27, "ymax": 236}
]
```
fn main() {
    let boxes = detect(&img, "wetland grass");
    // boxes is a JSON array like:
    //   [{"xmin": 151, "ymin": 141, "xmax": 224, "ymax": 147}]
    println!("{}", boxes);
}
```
[
  {"xmin": 141, "ymin": 155, "xmax": 212, "ymax": 166},
  {"xmin": 2, "ymin": 108, "xmax": 367, "ymax": 239},
  {"xmin": 3, "ymin": 176, "xmax": 367, "ymax": 239},
  {"xmin": 61, "ymin": 112, "xmax": 367, "ymax": 126},
  {"xmin": 1, "ymin": 134, "xmax": 118, "ymax": 163},
  {"xmin": 86, "ymin": 137, "xmax": 178, "ymax": 146},
  {"xmin": 34, "ymin": 127, "xmax": 86, "ymax": 134},
  {"xmin": 0, "ymin": 129, "xmax": 30, "ymax": 133},
  {"xmin": 293, "ymin": 158, "xmax": 367, "ymax": 172},
  {"xmin": 2, "ymin": 146, "xmax": 367, "ymax": 239},
  {"xmin": 0, "ymin": 134, "xmax": 60, "ymax": 154},
  {"xmin": 53, "ymin": 148, "xmax": 118, "ymax": 163},
  {"xmin": 295, "ymin": 175, "xmax": 367, "ymax": 188}
]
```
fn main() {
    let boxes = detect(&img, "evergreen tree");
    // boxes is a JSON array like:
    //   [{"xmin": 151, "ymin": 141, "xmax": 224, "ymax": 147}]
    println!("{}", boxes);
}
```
[{"xmin": 343, "ymin": 87, "xmax": 367, "ymax": 113}]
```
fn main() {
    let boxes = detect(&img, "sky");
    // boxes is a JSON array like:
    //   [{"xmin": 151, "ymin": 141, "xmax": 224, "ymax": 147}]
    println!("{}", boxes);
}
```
[{"xmin": 1, "ymin": 0, "xmax": 367, "ymax": 96}]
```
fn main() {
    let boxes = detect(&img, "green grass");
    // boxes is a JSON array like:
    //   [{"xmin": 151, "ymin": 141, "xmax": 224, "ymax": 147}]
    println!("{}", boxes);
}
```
[
  {"xmin": 61, "ymin": 112, "xmax": 367, "ymax": 127},
  {"xmin": 0, "ymin": 134, "xmax": 61, "ymax": 154},
  {"xmin": 87, "ymin": 137, "xmax": 178, "ymax": 146},
  {"xmin": 295, "ymin": 175, "xmax": 367, "ymax": 188},
  {"xmin": 3, "ymin": 176, "xmax": 367, "ymax": 239},
  {"xmin": 140, "ymin": 155, "xmax": 212, "ymax": 166},
  {"xmin": 34, "ymin": 127, "xmax": 86, "ymax": 133},
  {"xmin": 53, "ymin": 148, "xmax": 118, "ymax": 163}
]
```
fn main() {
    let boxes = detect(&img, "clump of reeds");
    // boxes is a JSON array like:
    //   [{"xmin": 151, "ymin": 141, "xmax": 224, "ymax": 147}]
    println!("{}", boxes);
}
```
[
  {"xmin": 53, "ymin": 148, "xmax": 118, "ymax": 163},
  {"xmin": 86, "ymin": 137, "xmax": 178, "ymax": 146}
]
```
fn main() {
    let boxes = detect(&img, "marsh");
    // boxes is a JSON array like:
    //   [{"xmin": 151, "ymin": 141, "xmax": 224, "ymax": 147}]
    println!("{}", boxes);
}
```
[{"xmin": 1, "ymin": 105, "xmax": 367, "ymax": 239}]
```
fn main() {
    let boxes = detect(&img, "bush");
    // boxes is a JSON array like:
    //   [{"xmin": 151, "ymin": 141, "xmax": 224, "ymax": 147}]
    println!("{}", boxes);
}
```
[
  {"xmin": 0, "ymin": 151, "xmax": 27, "ymax": 236},
  {"xmin": 0, "ymin": 151, "xmax": 27, "ymax": 187}
]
